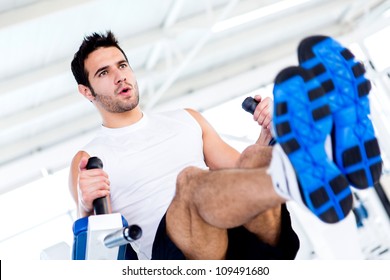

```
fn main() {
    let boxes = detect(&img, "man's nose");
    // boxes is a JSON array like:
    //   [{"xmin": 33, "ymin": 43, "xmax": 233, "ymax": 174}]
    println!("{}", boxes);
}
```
[{"xmin": 115, "ymin": 70, "xmax": 126, "ymax": 84}]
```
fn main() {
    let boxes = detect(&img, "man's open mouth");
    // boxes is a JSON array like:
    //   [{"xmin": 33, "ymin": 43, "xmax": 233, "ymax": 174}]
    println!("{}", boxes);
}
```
[{"xmin": 118, "ymin": 86, "xmax": 131, "ymax": 95}]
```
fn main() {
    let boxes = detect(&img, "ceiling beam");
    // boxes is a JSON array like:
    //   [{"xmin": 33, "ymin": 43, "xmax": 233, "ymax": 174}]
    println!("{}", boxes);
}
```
[{"xmin": 0, "ymin": 0, "xmax": 94, "ymax": 28}]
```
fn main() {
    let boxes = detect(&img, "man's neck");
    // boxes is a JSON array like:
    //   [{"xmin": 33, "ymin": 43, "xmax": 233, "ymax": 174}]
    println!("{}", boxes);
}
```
[{"xmin": 101, "ymin": 106, "xmax": 143, "ymax": 128}]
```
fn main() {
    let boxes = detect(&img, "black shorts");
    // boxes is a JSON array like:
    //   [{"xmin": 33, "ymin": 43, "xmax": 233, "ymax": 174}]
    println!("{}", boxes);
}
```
[{"xmin": 150, "ymin": 204, "xmax": 299, "ymax": 260}]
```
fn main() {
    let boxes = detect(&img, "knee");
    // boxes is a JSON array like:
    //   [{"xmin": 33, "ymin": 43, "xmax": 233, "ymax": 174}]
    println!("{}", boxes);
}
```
[
  {"xmin": 175, "ymin": 166, "xmax": 203, "ymax": 202},
  {"xmin": 238, "ymin": 144, "xmax": 272, "ymax": 168}
]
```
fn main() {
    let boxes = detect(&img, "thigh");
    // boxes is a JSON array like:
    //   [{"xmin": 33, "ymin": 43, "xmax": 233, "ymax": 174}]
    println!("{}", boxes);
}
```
[
  {"xmin": 151, "ymin": 214, "xmax": 186, "ymax": 260},
  {"xmin": 165, "ymin": 198, "xmax": 229, "ymax": 260}
]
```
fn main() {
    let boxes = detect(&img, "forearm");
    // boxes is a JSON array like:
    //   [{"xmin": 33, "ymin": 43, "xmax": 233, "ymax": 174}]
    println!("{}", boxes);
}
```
[
  {"xmin": 256, "ymin": 128, "xmax": 273, "ymax": 146},
  {"xmin": 77, "ymin": 195, "xmax": 113, "ymax": 218},
  {"xmin": 78, "ymin": 204, "xmax": 94, "ymax": 218}
]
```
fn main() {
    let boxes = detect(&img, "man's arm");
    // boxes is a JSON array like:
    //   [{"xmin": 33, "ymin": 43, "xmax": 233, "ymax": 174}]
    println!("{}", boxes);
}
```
[
  {"xmin": 185, "ymin": 96, "xmax": 274, "ymax": 169},
  {"xmin": 185, "ymin": 108, "xmax": 241, "ymax": 169},
  {"xmin": 68, "ymin": 151, "xmax": 111, "ymax": 217}
]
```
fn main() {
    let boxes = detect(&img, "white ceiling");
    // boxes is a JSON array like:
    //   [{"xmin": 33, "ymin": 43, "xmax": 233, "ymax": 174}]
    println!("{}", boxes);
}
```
[{"xmin": 0, "ymin": 0, "xmax": 389, "ymax": 194}]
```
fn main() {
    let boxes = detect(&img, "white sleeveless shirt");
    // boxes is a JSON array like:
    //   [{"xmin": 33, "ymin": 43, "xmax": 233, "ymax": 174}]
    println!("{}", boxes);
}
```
[{"xmin": 82, "ymin": 109, "xmax": 207, "ymax": 259}]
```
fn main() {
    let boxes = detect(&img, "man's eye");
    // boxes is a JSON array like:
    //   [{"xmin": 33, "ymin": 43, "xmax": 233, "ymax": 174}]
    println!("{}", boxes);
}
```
[
  {"xmin": 98, "ymin": 70, "xmax": 107, "ymax": 77},
  {"xmin": 119, "ymin": 63, "xmax": 127, "ymax": 69}
]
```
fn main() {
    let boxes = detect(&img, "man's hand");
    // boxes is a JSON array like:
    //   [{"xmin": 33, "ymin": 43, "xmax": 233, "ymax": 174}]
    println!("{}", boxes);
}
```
[
  {"xmin": 252, "ymin": 95, "xmax": 273, "ymax": 145},
  {"xmin": 77, "ymin": 157, "xmax": 110, "ymax": 214}
]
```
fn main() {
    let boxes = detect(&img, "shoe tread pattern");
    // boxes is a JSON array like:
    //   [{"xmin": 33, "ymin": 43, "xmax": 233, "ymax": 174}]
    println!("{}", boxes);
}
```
[
  {"xmin": 273, "ymin": 66, "xmax": 352, "ymax": 223},
  {"xmin": 298, "ymin": 35, "xmax": 382, "ymax": 189}
]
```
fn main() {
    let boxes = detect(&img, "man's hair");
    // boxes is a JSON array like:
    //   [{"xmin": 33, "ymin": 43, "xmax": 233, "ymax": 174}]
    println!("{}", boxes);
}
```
[{"xmin": 71, "ymin": 30, "xmax": 128, "ymax": 87}]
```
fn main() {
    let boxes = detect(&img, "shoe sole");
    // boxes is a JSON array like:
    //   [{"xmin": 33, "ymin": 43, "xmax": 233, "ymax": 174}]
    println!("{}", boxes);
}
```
[
  {"xmin": 273, "ymin": 66, "xmax": 352, "ymax": 223},
  {"xmin": 298, "ymin": 35, "xmax": 382, "ymax": 189}
]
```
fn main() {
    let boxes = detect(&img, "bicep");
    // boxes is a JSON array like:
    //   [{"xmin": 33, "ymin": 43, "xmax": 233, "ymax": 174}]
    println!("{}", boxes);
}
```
[{"xmin": 185, "ymin": 109, "xmax": 240, "ymax": 169}]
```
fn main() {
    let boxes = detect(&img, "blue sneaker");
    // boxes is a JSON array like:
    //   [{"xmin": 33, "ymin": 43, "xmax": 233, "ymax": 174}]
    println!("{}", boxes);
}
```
[
  {"xmin": 272, "ymin": 66, "xmax": 352, "ymax": 223},
  {"xmin": 298, "ymin": 35, "xmax": 382, "ymax": 189}
]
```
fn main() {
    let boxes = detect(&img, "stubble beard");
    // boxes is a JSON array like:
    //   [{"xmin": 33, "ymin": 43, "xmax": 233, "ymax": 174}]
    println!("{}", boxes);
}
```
[{"xmin": 91, "ymin": 82, "xmax": 140, "ymax": 113}]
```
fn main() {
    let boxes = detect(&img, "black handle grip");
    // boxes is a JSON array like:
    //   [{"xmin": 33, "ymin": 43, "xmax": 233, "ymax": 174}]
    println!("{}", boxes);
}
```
[
  {"xmin": 86, "ymin": 156, "xmax": 103, "ymax": 169},
  {"xmin": 242, "ymin": 96, "xmax": 259, "ymax": 115},
  {"xmin": 86, "ymin": 156, "xmax": 109, "ymax": 215}
]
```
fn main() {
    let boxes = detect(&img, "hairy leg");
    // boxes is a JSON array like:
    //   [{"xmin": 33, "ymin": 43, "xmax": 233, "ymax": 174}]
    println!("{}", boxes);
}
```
[
  {"xmin": 166, "ymin": 163, "xmax": 284, "ymax": 259},
  {"xmin": 166, "ymin": 167, "xmax": 228, "ymax": 260},
  {"xmin": 237, "ymin": 144, "xmax": 282, "ymax": 246},
  {"xmin": 236, "ymin": 144, "xmax": 272, "ymax": 168}
]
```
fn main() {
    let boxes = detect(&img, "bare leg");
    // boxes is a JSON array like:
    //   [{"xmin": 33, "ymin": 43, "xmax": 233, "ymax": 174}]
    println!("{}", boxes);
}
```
[
  {"xmin": 166, "ymin": 175, "xmax": 228, "ymax": 259},
  {"xmin": 243, "ymin": 209, "xmax": 281, "ymax": 246},
  {"xmin": 236, "ymin": 144, "xmax": 272, "ymax": 169},
  {"xmin": 166, "ymin": 144, "xmax": 284, "ymax": 259},
  {"xmin": 237, "ymin": 145, "xmax": 282, "ymax": 246}
]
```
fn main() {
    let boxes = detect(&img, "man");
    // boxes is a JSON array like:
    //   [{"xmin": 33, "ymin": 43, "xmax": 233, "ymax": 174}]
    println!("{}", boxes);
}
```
[{"xmin": 69, "ymin": 31, "xmax": 300, "ymax": 260}]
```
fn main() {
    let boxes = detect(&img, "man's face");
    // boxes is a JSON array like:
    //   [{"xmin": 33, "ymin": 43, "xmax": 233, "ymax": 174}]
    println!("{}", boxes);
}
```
[{"xmin": 84, "ymin": 46, "xmax": 139, "ymax": 113}]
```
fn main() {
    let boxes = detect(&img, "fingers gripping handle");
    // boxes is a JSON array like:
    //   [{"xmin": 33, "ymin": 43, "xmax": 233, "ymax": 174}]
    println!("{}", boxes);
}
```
[
  {"xmin": 86, "ymin": 156, "xmax": 109, "ymax": 215},
  {"xmin": 242, "ymin": 97, "xmax": 276, "ymax": 146},
  {"xmin": 86, "ymin": 156, "xmax": 144, "ymax": 250}
]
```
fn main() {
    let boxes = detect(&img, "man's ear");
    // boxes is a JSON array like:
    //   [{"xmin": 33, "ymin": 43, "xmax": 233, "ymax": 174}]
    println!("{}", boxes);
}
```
[{"xmin": 78, "ymin": 84, "xmax": 94, "ymax": 102}]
